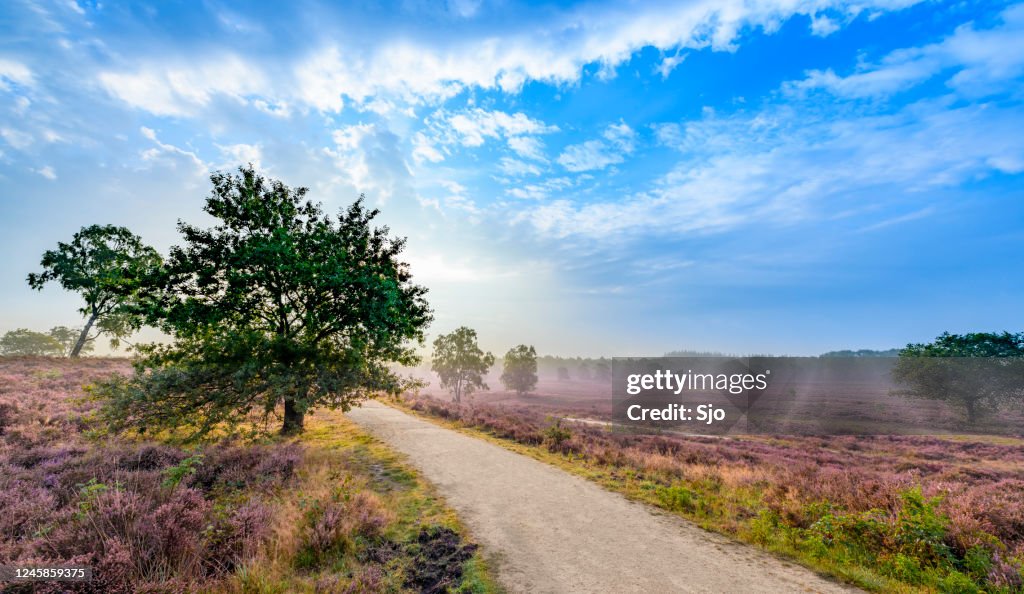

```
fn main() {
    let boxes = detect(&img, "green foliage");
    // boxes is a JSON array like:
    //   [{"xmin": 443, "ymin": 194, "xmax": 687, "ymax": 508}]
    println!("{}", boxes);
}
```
[
  {"xmin": 431, "ymin": 327, "xmax": 494, "ymax": 403},
  {"xmin": 0, "ymin": 327, "xmax": 97, "ymax": 357},
  {"xmin": 75, "ymin": 478, "xmax": 112, "ymax": 519},
  {"xmin": 0, "ymin": 328, "xmax": 63, "ymax": 356},
  {"xmin": 47, "ymin": 326, "xmax": 94, "ymax": 356},
  {"xmin": 893, "ymin": 331, "xmax": 1024, "ymax": 423},
  {"xmin": 27, "ymin": 224, "xmax": 161, "ymax": 357},
  {"xmin": 542, "ymin": 418, "xmax": 572, "ymax": 450},
  {"xmin": 500, "ymin": 344, "xmax": 537, "ymax": 395},
  {"xmin": 892, "ymin": 487, "xmax": 952, "ymax": 567},
  {"xmin": 658, "ymin": 485, "xmax": 698, "ymax": 514},
  {"xmin": 162, "ymin": 453, "xmax": 204, "ymax": 489},
  {"xmin": 96, "ymin": 166, "xmax": 432, "ymax": 438}
]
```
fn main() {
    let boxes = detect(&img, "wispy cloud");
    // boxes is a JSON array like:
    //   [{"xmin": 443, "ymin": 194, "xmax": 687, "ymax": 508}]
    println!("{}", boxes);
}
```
[{"xmin": 788, "ymin": 5, "xmax": 1024, "ymax": 99}]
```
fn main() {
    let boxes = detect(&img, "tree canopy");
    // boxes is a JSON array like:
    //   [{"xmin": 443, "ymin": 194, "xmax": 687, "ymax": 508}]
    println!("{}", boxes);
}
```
[
  {"xmin": 97, "ymin": 166, "xmax": 432, "ymax": 438},
  {"xmin": 501, "ymin": 344, "xmax": 538, "ymax": 396},
  {"xmin": 0, "ymin": 329, "xmax": 62, "ymax": 357},
  {"xmin": 892, "ymin": 331, "xmax": 1024, "ymax": 425},
  {"xmin": 27, "ymin": 224, "xmax": 160, "ymax": 356},
  {"xmin": 0, "ymin": 327, "xmax": 95, "ymax": 357},
  {"xmin": 431, "ymin": 327, "xmax": 494, "ymax": 403}
]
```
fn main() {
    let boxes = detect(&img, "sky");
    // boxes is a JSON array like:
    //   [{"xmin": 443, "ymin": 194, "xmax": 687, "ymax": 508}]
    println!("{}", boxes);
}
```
[{"xmin": 0, "ymin": 0, "xmax": 1022, "ymax": 357}]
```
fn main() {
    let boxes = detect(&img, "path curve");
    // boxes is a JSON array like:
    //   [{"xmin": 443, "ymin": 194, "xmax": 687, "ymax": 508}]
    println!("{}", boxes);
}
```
[{"xmin": 346, "ymin": 400, "xmax": 859, "ymax": 594}]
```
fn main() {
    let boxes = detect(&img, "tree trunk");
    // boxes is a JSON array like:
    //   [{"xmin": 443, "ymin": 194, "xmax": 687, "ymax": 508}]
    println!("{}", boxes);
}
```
[
  {"xmin": 70, "ymin": 313, "xmax": 98, "ymax": 358},
  {"xmin": 281, "ymin": 398, "xmax": 305, "ymax": 435},
  {"xmin": 965, "ymin": 399, "xmax": 977, "ymax": 425}
]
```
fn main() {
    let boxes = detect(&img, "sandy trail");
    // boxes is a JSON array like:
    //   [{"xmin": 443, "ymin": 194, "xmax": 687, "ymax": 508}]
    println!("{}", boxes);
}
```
[{"xmin": 346, "ymin": 400, "xmax": 859, "ymax": 594}]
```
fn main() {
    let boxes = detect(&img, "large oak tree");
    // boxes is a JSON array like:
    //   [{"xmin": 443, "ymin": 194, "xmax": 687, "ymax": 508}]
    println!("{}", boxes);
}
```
[{"xmin": 99, "ymin": 166, "xmax": 431, "ymax": 437}]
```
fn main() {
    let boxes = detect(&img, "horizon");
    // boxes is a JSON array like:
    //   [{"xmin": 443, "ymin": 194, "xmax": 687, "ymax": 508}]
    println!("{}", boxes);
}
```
[{"xmin": 2, "ymin": 0, "xmax": 1022, "ymax": 358}]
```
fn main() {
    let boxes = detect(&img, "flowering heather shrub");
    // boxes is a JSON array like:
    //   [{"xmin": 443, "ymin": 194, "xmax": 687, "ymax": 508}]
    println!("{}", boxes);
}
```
[
  {"xmin": 302, "ymin": 490, "xmax": 393, "ymax": 566},
  {"xmin": 0, "ymin": 357, "xmax": 300, "ymax": 591},
  {"xmin": 404, "ymin": 392, "xmax": 1024, "ymax": 590}
]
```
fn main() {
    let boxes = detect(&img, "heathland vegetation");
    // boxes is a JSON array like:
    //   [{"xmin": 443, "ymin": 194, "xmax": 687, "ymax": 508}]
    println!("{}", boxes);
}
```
[
  {"xmin": 2, "ymin": 167, "xmax": 493, "ymax": 592},
  {"xmin": 398, "ymin": 388, "xmax": 1024, "ymax": 592},
  {"xmin": 0, "ymin": 356, "xmax": 494, "ymax": 592},
  {"xmin": 5, "ymin": 164, "xmax": 1024, "ymax": 592}
]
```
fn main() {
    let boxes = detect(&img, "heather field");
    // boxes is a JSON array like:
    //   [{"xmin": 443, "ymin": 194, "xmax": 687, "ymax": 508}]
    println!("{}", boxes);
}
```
[
  {"xmin": 0, "ymin": 357, "xmax": 494, "ymax": 593},
  {"xmin": 399, "ymin": 389, "xmax": 1024, "ymax": 593}
]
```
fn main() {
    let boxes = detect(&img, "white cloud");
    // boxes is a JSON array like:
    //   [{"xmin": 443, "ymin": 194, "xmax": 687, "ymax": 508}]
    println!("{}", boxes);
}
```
[
  {"xmin": 498, "ymin": 157, "xmax": 542, "ymax": 177},
  {"xmin": 557, "ymin": 139, "xmax": 624, "ymax": 172},
  {"xmin": 217, "ymin": 143, "xmax": 262, "ymax": 170},
  {"xmin": 0, "ymin": 58, "xmax": 33, "ymax": 90},
  {"xmin": 655, "ymin": 51, "xmax": 687, "ymax": 79},
  {"xmin": 324, "ymin": 122, "xmax": 413, "ymax": 204},
  {"xmin": 442, "ymin": 108, "xmax": 557, "ymax": 146},
  {"xmin": 99, "ymin": 55, "xmax": 268, "ymax": 117},
  {"xmin": 252, "ymin": 99, "xmax": 291, "ymax": 118},
  {"xmin": 810, "ymin": 14, "xmax": 840, "ymax": 37},
  {"xmin": 507, "ymin": 135, "xmax": 547, "ymax": 161},
  {"xmin": 0, "ymin": 127, "xmax": 33, "ymax": 149},
  {"xmin": 415, "ymin": 107, "xmax": 557, "ymax": 167},
  {"xmin": 412, "ymin": 132, "xmax": 445, "ymax": 164},
  {"xmin": 96, "ymin": 0, "xmax": 923, "ymax": 117},
  {"xmin": 790, "ymin": 5, "xmax": 1024, "ymax": 99},
  {"xmin": 138, "ymin": 127, "xmax": 208, "ymax": 178},
  {"xmin": 523, "ymin": 97, "xmax": 1024, "ymax": 239},
  {"xmin": 557, "ymin": 121, "xmax": 636, "ymax": 172},
  {"xmin": 505, "ymin": 176, "xmax": 576, "ymax": 200},
  {"xmin": 34, "ymin": 165, "xmax": 56, "ymax": 179}
]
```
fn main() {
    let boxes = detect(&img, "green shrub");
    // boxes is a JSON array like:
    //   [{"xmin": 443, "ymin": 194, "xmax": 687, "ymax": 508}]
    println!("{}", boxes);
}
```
[
  {"xmin": 658, "ymin": 485, "xmax": 697, "ymax": 514},
  {"xmin": 893, "ymin": 487, "xmax": 953, "ymax": 568},
  {"xmin": 162, "ymin": 453, "xmax": 204, "ymax": 489},
  {"xmin": 542, "ymin": 419, "xmax": 572, "ymax": 450},
  {"xmin": 937, "ymin": 570, "xmax": 983, "ymax": 594}
]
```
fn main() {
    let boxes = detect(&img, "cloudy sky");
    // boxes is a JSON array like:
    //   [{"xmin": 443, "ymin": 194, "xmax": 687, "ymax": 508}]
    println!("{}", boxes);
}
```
[{"xmin": 1, "ymin": 0, "xmax": 1022, "ymax": 357}]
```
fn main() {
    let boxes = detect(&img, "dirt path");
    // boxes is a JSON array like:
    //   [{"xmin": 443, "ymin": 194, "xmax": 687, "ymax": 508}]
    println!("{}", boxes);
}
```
[{"xmin": 346, "ymin": 400, "xmax": 859, "ymax": 594}]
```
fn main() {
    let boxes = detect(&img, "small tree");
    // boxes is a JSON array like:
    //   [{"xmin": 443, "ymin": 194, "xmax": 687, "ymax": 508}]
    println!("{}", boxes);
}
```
[
  {"xmin": 0, "ymin": 329, "xmax": 63, "ymax": 356},
  {"xmin": 556, "ymin": 366, "xmax": 570, "ymax": 381},
  {"xmin": 431, "ymin": 327, "xmax": 494, "ymax": 403},
  {"xmin": 96, "ymin": 166, "xmax": 431, "ymax": 438},
  {"xmin": 892, "ymin": 331, "xmax": 1024, "ymax": 425},
  {"xmin": 593, "ymin": 360, "xmax": 612, "ymax": 382},
  {"xmin": 501, "ymin": 344, "xmax": 538, "ymax": 396},
  {"xmin": 27, "ymin": 225, "xmax": 161, "ymax": 356},
  {"xmin": 577, "ymin": 361, "xmax": 592, "ymax": 381},
  {"xmin": 48, "ymin": 326, "xmax": 94, "ymax": 357}
]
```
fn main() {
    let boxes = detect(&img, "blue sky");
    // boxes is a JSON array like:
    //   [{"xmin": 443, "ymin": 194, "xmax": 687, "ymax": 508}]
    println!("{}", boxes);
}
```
[{"xmin": 1, "ymin": 0, "xmax": 1022, "ymax": 357}]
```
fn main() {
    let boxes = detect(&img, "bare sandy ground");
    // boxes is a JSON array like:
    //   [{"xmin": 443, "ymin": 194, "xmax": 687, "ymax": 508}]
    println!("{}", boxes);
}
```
[{"xmin": 346, "ymin": 400, "xmax": 860, "ymax": 594}]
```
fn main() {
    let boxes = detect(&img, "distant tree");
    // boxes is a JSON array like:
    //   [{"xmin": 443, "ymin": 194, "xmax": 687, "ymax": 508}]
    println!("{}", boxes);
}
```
[
  {"xmin": 27, "ymin": 225, "xmax": 161, "ymax": 357},
  {"xmin": 501, "ymin": 344, "xmax": 538, "ymax": 396},
  {"xmin": 556, "ymin": 366, "xmax": 570, "ymax": 381},
  {"xmin": 593, "ymin": 361, "xmax": 612, "ymax": 382},
  {"xmin": 431, "ymin": 327, "xmax": 494, "ymax": 403},
  {"xmin": 821, "ymin": 348, "xmax": 899, "ymax": 358},
  {"xmin": 96, "ymin": 166, "xmax": 431, "ymax": 438},
  {"xmin": 0, "ymin": 329, "xmax": 63, "ymax": 356},
  {"xmin": 892, "ymin": 332, "xmax": 1024, "ymax": 425},
  {"xmin": 577, "ymin": 361, "xmax": 592, "ymax": 381},
  {"xmin": 48, "ymin": 326, "xmax": 94, "ymax": 357}
]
